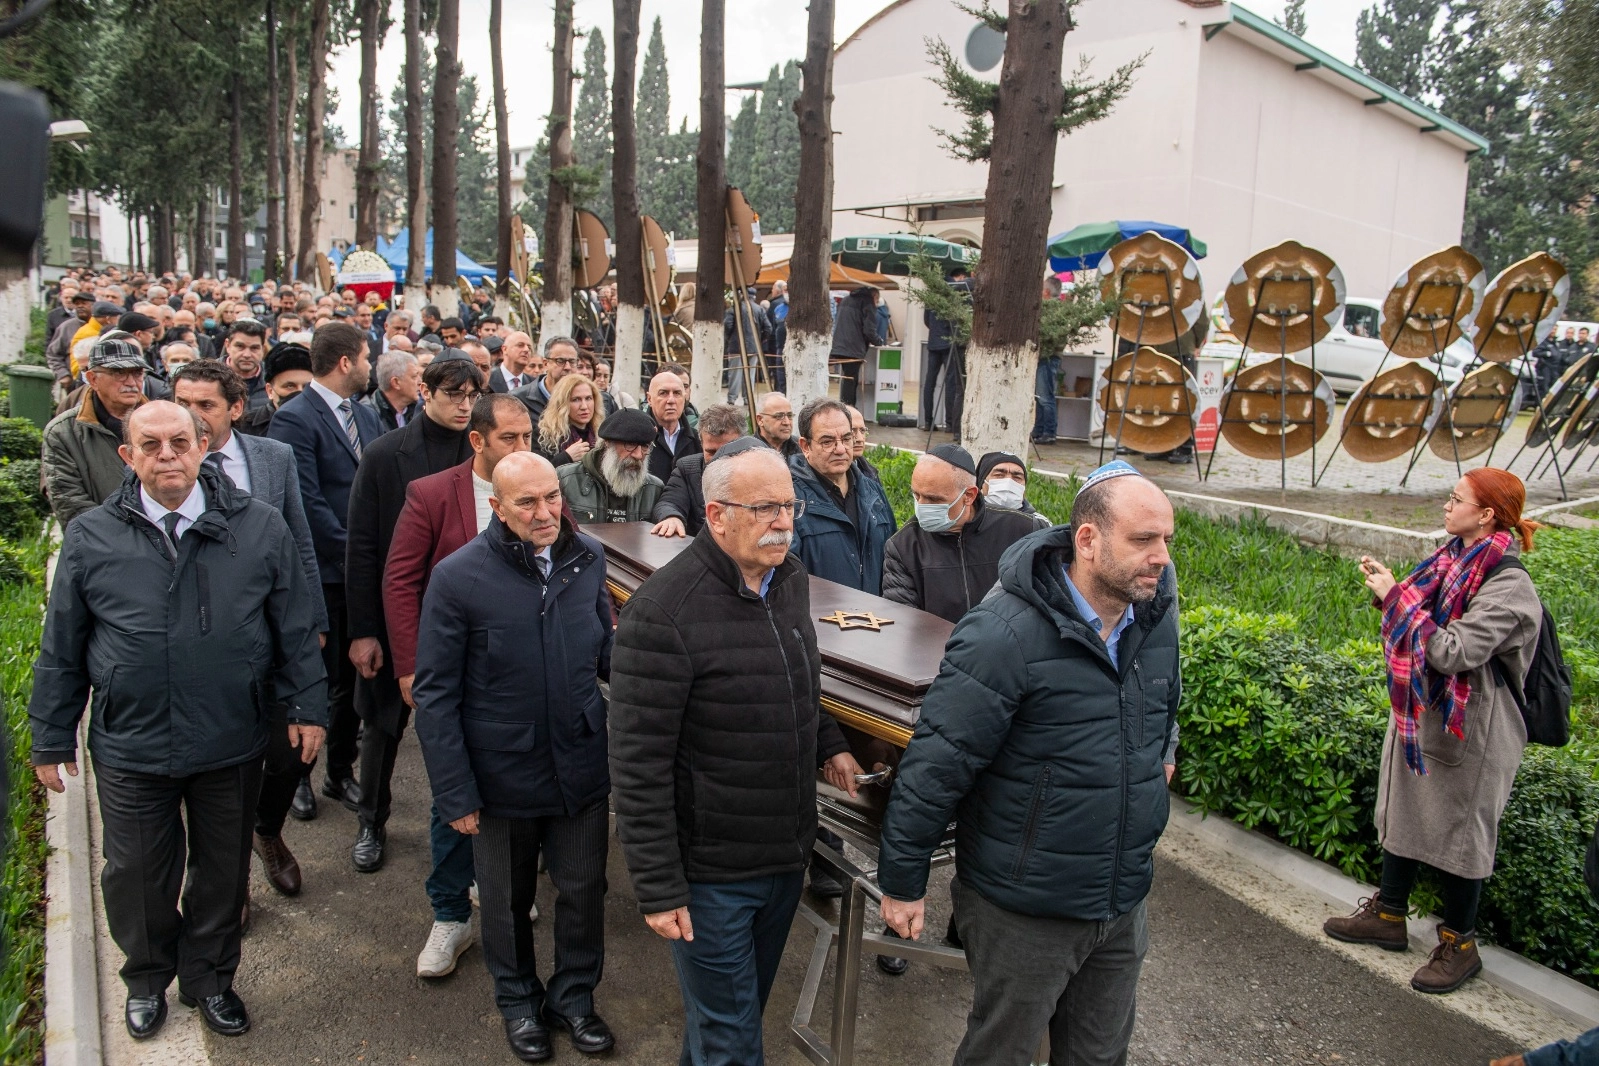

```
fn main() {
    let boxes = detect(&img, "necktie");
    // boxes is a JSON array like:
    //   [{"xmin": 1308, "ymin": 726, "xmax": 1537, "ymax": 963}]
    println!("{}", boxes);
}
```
[
  {"xmin": 507, "ymin": 374, "xmax": 520, "ymax": 390},
  {"xmin": 536, "ymin": 554, "xmax": 550, "ymax": 596},
  {"xmin": 337, "ymin": 399, "xmax": 363, "ymax": 459},
  {"xmin": 204, "ymin": 452, "xmax": 225, "ymax": 477},
  {"xmin": 161, "ymin": 512, "xmax": 183, "ymax": 559}
]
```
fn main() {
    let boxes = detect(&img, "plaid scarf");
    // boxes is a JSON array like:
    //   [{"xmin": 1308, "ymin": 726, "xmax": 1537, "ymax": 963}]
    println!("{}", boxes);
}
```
[{"xmin": 1380, "ymin": 530, "xmax": 1513, "ymax": 775}]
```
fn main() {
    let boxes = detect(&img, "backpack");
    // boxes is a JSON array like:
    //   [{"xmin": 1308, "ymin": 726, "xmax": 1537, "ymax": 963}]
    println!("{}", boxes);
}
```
[{"xmin": 1485, "ymin": 556, "xmax": 1573, "ymax": 747}]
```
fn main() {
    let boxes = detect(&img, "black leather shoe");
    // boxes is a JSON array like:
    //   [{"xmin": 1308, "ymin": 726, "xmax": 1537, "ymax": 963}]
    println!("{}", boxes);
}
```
[
  {"xmin": 875, "ymin": 927, "xmax": 909, "ymax": 976},
  {"xmin": 321, "ymin": 775, "xmax": 360, "ymax": 812},
  {"xmin": 178, "ymin": 988, "xmax": 251, "ymax": 1036},
  {"xmin": 351, "ymin": 824, "xmax": 385, "ymax": 873},
  {"xmin": 542, "ymin": 1007, "xmax": 615, "ymax": 1054},
  {"xmin": 289, "ymin": 776, "xmax": 317, "ymax": 821},
  {"xmin": 504, "ymin": 1017, "xmax": 553, "ymax": 1062},
  {"xmin": 808, "ymin": 867, "xmax": 844, "ymax": 900},
  {"xmin": 125, "ymin": 993, "xmax": 167, "ymax": 1040}
]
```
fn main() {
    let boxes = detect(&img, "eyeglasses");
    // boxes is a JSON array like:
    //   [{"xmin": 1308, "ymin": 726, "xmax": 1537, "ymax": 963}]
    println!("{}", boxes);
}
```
[
  {"xmin": 717, "ymin": 499, "xmax": 806, "ymax": 522},
  {"xmin": 761, "ymin": 411, "xmax": 794, "ymax": 422},
  {"xmin": 1446, "ymin": 492, "xmax": 1483, "ymax": 508},
  {"xmin": 136, "ymin": 436, "xmax": 196, "ymax": 456},
  {"xmin": 810, "ymin": 435, "xmax": 853, "ymax": 451},
  {"xmin": 548, "ymin": 356, "xmax": 578, "ymax": 367},
  {"xmin": 440, "ymin": 387, "xmax": 485, "ymax": 406},
  {"xmin": 611, "ymin": 442, "xmax": 651, "ymax": 457}
]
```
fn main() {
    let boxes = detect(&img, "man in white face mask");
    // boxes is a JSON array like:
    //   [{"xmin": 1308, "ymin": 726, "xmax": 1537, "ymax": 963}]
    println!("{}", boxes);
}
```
[
  {"xmin": 977, "ymin": 450, "xmax": 1051, "ymax": 529},
  {"xmin": 882, "ymin": 444, "xmax": 1042, "ymax": 626}
]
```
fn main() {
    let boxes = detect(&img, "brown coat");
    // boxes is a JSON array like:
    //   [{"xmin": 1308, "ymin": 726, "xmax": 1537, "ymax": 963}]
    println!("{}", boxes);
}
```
[{"xmin": 1375, "ymin": 547, "xmax": 1543, "ymax": 879}]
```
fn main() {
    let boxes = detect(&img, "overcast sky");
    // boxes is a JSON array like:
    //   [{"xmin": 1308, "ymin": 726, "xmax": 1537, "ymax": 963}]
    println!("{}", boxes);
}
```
[{"xmin": 326, "ymin": 0, "xmax": 1369, "ymax": 151}]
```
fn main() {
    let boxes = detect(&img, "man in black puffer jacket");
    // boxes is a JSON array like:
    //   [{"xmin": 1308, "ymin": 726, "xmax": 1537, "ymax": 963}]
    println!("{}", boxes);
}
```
[
  {"xmin": 878, "ymin": 461, "xmax": 1181, "ymax": 1066},
  {"xmin": 610, "ymin": 444, "xmax": 864, "ymax": 1066}
]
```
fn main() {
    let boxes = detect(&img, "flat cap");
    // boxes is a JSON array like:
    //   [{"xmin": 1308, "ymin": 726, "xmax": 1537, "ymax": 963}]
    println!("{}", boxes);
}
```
[
  {"xmin": 118, "ymin": 312, "xmax": 159, "ymax": 333},
  {"xmin": 89, "ymin": 336, "xmax": 147, "ymax": 371},
  {"xmin": 92, "ymin": 300, "xmax": 126, "ymax": 317}
]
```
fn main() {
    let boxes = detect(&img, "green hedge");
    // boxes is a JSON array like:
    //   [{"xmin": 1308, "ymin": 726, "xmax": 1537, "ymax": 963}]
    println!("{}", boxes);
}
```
[
  {"xmin": 864, "ymin": 444, "xmax": 1599, "ymax": 983},
  {"xmin": 0, "ymin": 531, "xmax": 54, "ymax": 1064}
]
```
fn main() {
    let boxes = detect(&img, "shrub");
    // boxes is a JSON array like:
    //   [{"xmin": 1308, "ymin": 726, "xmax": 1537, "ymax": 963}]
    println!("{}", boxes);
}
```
[
  {"xmin": 0, "ymin": 483, "xmax": 41, "ymax": 544},
  {"xmin": 0, "ymin": 392, "xmax": 13, "ymax": 418},
  {"xmin": 0, "ymin": 462, "xmax": 46, "ymax": 521},
  {"xmin": 0, "ymin": 420, "xmax": 41, "ymax": 464}
]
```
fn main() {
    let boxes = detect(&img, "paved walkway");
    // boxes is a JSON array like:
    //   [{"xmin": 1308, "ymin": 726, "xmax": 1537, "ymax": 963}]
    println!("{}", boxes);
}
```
[
  {"xmin": 84, "ymin": 733, "xmax": 1579, "ymax": 1066},
  {"xmin": 871, "ymin": 408, "xmax": 1599, "ymax": 531}
]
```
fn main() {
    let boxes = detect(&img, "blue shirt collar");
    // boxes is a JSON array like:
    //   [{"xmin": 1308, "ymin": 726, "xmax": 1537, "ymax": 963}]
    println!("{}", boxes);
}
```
[
  {"xmin": 758, "ymin": 567, "xmax": 775, "ymax": 598},
  {"xmin": 1063, "ymin": 567, "xmax": 1136, "ymax": 666}
]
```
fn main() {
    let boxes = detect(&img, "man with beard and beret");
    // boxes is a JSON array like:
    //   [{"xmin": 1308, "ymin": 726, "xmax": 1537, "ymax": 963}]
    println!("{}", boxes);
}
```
[
  {"xmin": 413, "ymin": 452, "xmax": 617, "ymax": 1061},
  {"xmin": 556, "ymin": 407, "xmax": 664, "ymax": 524},
  {"xmin": 345, "ymin": 351, "xmax": 485, "ymax": 874},
  {"xmin": 877, "ymin": 461, "xmax": 1181, "ymax": 1066}
]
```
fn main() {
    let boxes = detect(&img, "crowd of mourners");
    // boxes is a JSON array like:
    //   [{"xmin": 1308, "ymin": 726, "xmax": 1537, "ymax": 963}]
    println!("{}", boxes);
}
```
[{"xmin": 21, "ymin": 265, "xmax": 1585, "ymax": 1066}]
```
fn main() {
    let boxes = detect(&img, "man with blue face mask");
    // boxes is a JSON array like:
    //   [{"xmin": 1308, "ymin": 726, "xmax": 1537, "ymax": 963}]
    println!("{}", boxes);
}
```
[{"xmin": 882, "ymin": 445, "xmax": 1042, "ymax": 628}]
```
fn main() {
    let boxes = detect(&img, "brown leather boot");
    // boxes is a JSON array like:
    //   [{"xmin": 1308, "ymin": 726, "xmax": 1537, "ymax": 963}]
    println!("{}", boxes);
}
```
[
  {"xmin": 1411, "ymin": 926, "xmax": 1482, "ymax": 994},
  {"xmin": 252, "ymin": 832, "xmax": 303, "ymax": 896},
  {"xmin": 1323, "ymin": 893, "xmax": 1408, "ymax": 951}
]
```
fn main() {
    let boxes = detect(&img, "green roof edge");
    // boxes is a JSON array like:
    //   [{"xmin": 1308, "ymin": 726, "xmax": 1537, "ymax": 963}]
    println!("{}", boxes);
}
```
[{"xmin": 1222, "ymin": 5, "xmax": 1490, "ymax": 155}]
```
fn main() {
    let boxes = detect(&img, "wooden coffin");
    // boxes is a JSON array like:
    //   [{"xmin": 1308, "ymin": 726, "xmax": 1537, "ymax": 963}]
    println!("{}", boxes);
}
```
[{"xmin": 584, "ymin": 522, "xmax": 953, "ymax": 749}]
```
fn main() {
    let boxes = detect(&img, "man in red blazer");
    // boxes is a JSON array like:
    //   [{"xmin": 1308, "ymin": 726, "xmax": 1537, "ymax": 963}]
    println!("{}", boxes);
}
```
[{"xmin": 383, "ymin": 393, "xmax": 536, "ymax": 980}]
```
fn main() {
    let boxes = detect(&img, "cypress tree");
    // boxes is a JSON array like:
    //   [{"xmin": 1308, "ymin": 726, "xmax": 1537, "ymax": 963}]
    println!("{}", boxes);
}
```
[{"xmin": 574, "ymin": 27, "xmax": 613, "ymax": 225}]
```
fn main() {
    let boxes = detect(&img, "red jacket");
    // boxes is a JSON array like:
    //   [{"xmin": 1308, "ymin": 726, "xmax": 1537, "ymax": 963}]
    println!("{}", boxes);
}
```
[
  {"xmin": 384, "ymin": 457, "xmax": 581, "ymax": 678},
  {"xmin": 384, "ymin": 460, "xmax": 479, "ymax": 680}
]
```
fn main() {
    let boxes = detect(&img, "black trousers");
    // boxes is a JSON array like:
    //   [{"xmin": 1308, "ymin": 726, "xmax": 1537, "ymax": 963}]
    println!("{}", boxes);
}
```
[
  {"xmin": 96, "ymin": 757, "xmax": 263, "ymax": 998},
  {"xmin": 473, "ymin": 799, "xmax": 609, "ymax": 1020},
  {"xmin": 922, "ymin": 345, "xmax": 965, "ymax": 432},
  {"xmin": 320, "ymin": 582, "xmax": 360, "ymax": 783},
  {"xmin": 355, "ymin": 676, "xmax": 410, "ymax": 831},
  {"xmin": 254, "ymin": 706, "xmax": 306, "ymax": 839},
  {"xmin": 837, "ymin": 358, "xmax": 863, "ymax": 407}
]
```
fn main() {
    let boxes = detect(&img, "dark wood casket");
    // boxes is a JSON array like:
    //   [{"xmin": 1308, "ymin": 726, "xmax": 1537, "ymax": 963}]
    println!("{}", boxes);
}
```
[{"xmin": 584, "ymin": 522, "xmax": 953, "ymax": 749}]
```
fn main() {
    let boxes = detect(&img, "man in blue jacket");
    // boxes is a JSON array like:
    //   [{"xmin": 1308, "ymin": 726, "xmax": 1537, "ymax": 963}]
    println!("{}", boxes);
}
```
[
  {"xmin": 413, "ymin": 452, "xmax": 615, "ymax": 1063},
  {"xmin": 788, "ymin": 398, "xmax": 896, "ymax": 596},
  {"xmin": 877, "ymin": 461, "xmax": 1180, "ymax": 1066}
]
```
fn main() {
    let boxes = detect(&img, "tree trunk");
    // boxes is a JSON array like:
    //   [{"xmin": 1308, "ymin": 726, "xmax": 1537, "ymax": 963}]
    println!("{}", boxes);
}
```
[
  {"xmin": 133, "ymin": 213, "xmax": 144, "ymax": 272},
  {"xmin": 786, "ymin": 0, "xmax": 836, "ymax": 409},
  {"xmin": 403, "ymin": 0, "xmax": 428, "ymax": 308},
  {"xmin": 355, "ymin": 0, "xmax": 382, "ymax": 248},
  {"xmin": 192, "ymin": 199, "xmax": 205, "ymax": 276},
  {"xmin": 283, "ymin": 19, "xmax": 300, "ymax": 276},
  {"xmin": 430, "ymin": 0, "xmax": 462, "ymax": 310},
  {"xmin": 227, "ymin": 73, "xmax": 246, "ymax": 279},
  {"xmin": 265, "ymin": 0, "xmax": 282, "ymax": 283},
  {"xmin": 962, "ymin": 0, "xmax": 1070, "ymax": 458},
  {"xmin": 152, "ymin": 204, "xmax": 172, "ymax": 275},
  {"xmin": 540, "ymin": 0, "xmax": 576, "ymax": 341},
  {"xmin": 490, "ymin": 0, "xmax": 512, "ymax": 295},
  {"xmin": 296, "ymin": 0, "xmax": 329, "ymax": 286},
  {"xmin": 611, "ymin": 0, "xmax": 645, "ymax": 398},
  {"xmin": 691, "ymin": 0, "xmax": 726, "ymax": 414}
]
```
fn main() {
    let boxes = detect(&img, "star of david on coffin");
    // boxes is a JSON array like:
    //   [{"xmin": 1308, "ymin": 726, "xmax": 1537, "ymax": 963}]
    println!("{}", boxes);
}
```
[{"xmin": 819, "ymin": 610, "xmax": 895, "ymax": 632}]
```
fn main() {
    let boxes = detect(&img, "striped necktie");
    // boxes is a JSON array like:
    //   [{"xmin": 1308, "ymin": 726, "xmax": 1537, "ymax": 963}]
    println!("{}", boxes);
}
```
[{"xmin": 337, "ymin": 399, "xmax": 363, "ymax": 459}]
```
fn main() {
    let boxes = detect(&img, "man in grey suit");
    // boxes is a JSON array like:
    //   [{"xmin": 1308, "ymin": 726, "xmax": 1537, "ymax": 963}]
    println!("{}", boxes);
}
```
[{"xmin": 172, "ymin": 361, "xmax": 329, "ymax": 899}]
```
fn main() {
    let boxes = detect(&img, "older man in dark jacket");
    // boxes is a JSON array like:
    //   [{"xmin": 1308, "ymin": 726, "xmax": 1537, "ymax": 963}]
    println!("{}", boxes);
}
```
[
  {"xmin": 30, "ymin": 402, "xmax": 326, "ymax": 1043},
  {"xmin": 788, "ymin": 398, "xmax": 896, "ymax": 595},
  {"xmin": 877, "ymin": 462, "xmax": 1180, "ymax": 1066},
  {"xmin": 881, "ymin": 445, "xmax": 1039, "ymax": 625},
  {"xmin": 413, "ymin": 452, "xmax": 615, "ymax": 1063},
  {"xmin": 647, "ymin": 403, "xmax": 747, "ymax": 538},
  {"xmin": 611, "ymin": 444, "xmax": 863, "ymax": 1066}
]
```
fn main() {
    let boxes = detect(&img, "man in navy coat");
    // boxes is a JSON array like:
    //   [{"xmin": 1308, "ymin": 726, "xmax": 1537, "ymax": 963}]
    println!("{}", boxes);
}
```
[
  {"xmin": 413, "ymin": 452, "xmax": 615, "ymax": 1063},
  {"xmin": 268, "ymin": 322, "xmax": 382, "ymax": 812}
]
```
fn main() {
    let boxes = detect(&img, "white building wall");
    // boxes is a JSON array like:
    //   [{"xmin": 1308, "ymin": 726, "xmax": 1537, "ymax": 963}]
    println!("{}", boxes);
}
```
[{"xmin": 1189, "ymin": 30, "xmax": 1468, "ymax": 300}]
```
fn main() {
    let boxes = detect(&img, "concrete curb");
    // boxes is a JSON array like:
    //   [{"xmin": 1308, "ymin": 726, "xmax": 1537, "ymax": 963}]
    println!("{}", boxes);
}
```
[
  {"xmin": 43, "ymin": 721, "xmax": 102, "ymax": 1066},
  {"xmin": 1170, "ymin": 800, "xmax": 1599, "ymax": 1030}
]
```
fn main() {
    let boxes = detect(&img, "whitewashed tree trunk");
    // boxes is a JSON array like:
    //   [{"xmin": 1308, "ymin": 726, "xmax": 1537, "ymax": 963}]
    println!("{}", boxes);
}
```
[
  {"xmin": 690, "ymin": 319, "xmax": 724, "ymax": 414},
  {"xmin": 960, "ymin": 339, "xmax": 1035, "ymax": 460},
  {"xmin": 0, "ymin": 268, "xmax": 30, "ymax": 363},
  {"xmin": 430, "ymin": 284, "xmax": 460, "ymax": 322},
  {"xmin": 613, "ymin": 302, "xmax": 645, "ymax": 400},
  {"xmin": 403, "ymin": 280, "xmax": 429, "ymax": 313},
  {"xmin": 540, "ymin": 300, "xmax": 574, "ymax": 346},
  {"xmin": 784, "ymin": 329, "xmax": 832, "ymax": 411}
]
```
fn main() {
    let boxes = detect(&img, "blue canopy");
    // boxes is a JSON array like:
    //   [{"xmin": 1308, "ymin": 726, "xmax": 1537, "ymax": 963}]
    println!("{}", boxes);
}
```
[
  {"xmin": 378, "ymin": 229, "xmax": 497, "ymax": 283},
  {"xmin": 1047, "ymin": 220, "xmax": 1207, "ymax": 273}
]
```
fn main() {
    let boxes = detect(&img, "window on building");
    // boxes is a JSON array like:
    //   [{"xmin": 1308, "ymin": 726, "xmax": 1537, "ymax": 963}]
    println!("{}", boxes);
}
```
[
  {"xmin": 349, "ymin": 202, "xmax": 356, "ymax": 220},
  {"xmin": 217, "ymin": 188, "xmax": 229, "ymax": 208},
  {"xmin": 245, "ymin": 232, "xmax": 255, "ymax": 248}
]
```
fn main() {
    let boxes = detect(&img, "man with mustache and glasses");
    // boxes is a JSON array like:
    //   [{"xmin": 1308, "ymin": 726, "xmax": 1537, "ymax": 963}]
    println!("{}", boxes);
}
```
[
  {"xmin": 610, "ymin": 441, "xmax": 864, "ymax": 1066},
  {"xmin": 555, "ymin": 408, "xmax": 663, "ymax": 524},
  {"xmin": 877, "ymin": 460, "xmax": 1182, "ymax": 1066}
]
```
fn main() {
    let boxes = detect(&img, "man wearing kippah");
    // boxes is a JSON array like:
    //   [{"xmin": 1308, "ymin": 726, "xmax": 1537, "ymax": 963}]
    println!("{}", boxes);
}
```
[{"xmin": 877, "ymin": 460, "xmax": 1182, "ymax": 1066}]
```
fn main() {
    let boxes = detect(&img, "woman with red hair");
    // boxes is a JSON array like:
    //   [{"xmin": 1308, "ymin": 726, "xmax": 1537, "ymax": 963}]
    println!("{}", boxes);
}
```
[{"xmin": 1323, "ymin": 467, "xmax": 1543, "ymax": 995}]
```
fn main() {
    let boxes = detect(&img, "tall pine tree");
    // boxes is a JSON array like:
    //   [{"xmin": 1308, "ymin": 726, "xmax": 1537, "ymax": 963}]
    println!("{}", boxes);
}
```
[
  {"xmin": 727, "ymin": 94, "xmax": 759, "ymax": 200},
  {"xmin": 1275, "ymin": 0, "xmax": 1307, "ymax": 36},
  {"xmin": 1354, "ymin": 0, "xmax": 1441, "ymax": 96},
  {"xmin": 574, "ymin": 28, "xmax": 614, "ymax": 226},
  {"xmin": 634, "ymin": 17, "xmax": 697, "ymax": 236}
]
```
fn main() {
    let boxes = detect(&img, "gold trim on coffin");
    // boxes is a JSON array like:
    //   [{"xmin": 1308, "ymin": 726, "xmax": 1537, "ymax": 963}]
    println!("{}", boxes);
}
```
[{"xmin": 606, "ymin": 579, "xmax": 914, "ymax": 748}]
